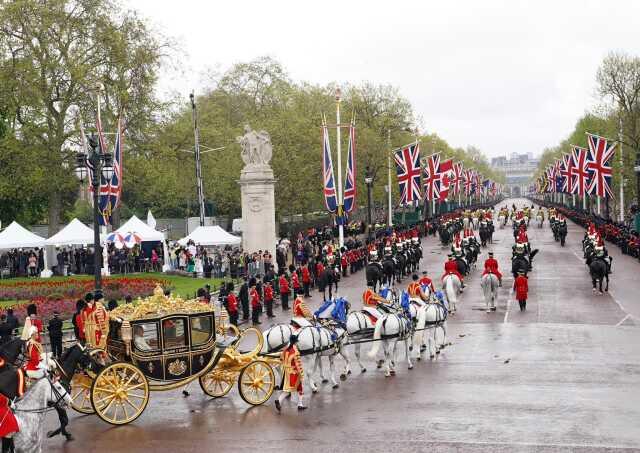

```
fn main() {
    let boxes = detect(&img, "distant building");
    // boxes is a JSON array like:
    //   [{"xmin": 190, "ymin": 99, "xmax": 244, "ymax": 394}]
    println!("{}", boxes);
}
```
[{"xmin": 490, "ymin": 152, "xmax": 539, "ymax": 197}]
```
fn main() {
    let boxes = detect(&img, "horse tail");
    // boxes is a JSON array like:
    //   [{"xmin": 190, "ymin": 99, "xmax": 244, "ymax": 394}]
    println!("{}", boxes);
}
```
[{"xmin": 368, "ymin": 318, "xmax": 384, "ymax": 358}]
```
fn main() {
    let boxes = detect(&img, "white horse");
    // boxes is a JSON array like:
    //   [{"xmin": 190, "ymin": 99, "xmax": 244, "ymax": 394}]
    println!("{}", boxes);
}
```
[
  {"xmin": 261, "ymin": 319, "xmax": 351, "ymax": 393},
  {"xmin": 481, "ymin": 272, "xmax": 499, "ymax": 313},
  {"xmin": 443, "ymin": 274, "xmax": 462, "ymax": 313},
  {"xmin": 8, "ymin": 376, "xmax": 72, "ymax": 453},
  {"xmin": 498, "ymin": 215, "xmax": 506, "ymax": 229},
  {"xmin": 367, "ymin": 309, "xmax": 413, "ymax": 377},
  {"xmin": 462, "ymin": 217, "xmax": 470, "ymax": 230},
  {"xmin": 536, "ymin": 214, "xmax": 543, "ymax": 228},
  {"xmin": 410, "ymin": 298, "xmax": 448, "ymax": 360},
  {"xmin": 472, "ymin": 217, "xmax": 479, "ymax": 230}
]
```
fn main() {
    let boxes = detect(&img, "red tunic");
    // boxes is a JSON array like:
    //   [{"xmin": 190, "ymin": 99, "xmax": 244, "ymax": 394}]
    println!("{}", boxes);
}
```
[
  {"xmin": 418, "ymin": 276, "xmax": 435, "ymax": 293},
  {"xmin": 301, "ymin": 267, "xmax": 311, "ymax": 283},
  {"xmin": 316, "ymin": 263, "xmax": 324, "ymax": 276},
  {"xmin": 250, "ymin": 288, "xmax": 260, "ymax": 309},
  {"xmin": 482, "ymin": 258, "xmax": 502, "ymax": 279},
  {"xmin": 442, "ymin": 260, "xmax": 464, "ymax": 282},
  {"xmin": 227, "ymin": 293, "xmax": 238, "ymax": 313},
  {"xmin": 291, "ymin": 272, "xmax": 300, "ymax": 289},
  {"xmin": 0, "ymin": 395, "xmax": 19, "ymax": 437},
  {"xmin": 264, "ymin": 284, "xmax": 274, "ymax": 302},
  {"xmin": 279, "ymin": 276, "xmax": 289, "ymax": 294},
  {"xmin": 25, "ymin": 342, "xmax": 41, "ymax": 371},
  {"xmin": 362, "ymin": 288, "xmax": 377, "ymax": 306},
  {"xmin": 514, "ymin": 275, "xmax": 529, "ymax": 300}
]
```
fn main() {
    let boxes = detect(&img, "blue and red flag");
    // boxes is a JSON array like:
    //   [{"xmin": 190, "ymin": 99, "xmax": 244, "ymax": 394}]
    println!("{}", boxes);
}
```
[
  {"xmin": 343, "ymin": 123, "xmax": 356, "ymax": 213},
  {"xmin": 571, "ymin": 145, "xmax": 590, "ymax": 197},
  {"xmin": 394, "ymin": 143, "xmax": 421, "ymax": 205},
  {"xmin": 322, "ymin": 123, "xmax": 338, "ymax": 213}
]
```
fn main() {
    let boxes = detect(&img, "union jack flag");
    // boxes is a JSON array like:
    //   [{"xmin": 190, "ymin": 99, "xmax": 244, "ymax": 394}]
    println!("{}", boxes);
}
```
[
  {"xmin": 554, "ymin": 159, "xmax": 563, "ymax": 193},
  {"xmin": 451, "ymin": 162, "xmax": 463, "ymax": 195},
  {"xmin": 394, "ymin": 143, "xmax": 421, "ymax": 205},
  {"xmin": 343, "ymin": 123, "xmax": 356, "ymax": 213},
  {"xmin": 463, "ymin": 169, "xmax": 473, "ymax": 196},
  {"xmin": 571, "ymin": 145, "xmax": 590, "ymax": 197},
  {"xmin": 560, "ymin": 153, "xmax": 576, "ymax": 194},
  {"xmin": 322, "ymin": 123, "xmax": 338, "ymax": 213},
  {"xmin": 422, "ymin": 153, "xmax": 441, "ymax": 201},
  {"xmin": 586, "ymin": 132, "xmax": 615, "ymax": 198}
]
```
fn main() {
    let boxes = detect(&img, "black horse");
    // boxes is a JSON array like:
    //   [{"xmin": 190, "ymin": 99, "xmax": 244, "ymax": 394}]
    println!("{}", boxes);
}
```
[
  {"xmin": 512, "ymin": 255, "xmax": 529, "ymax": 278},
  {"xmin": 381, "ymin": 256, "xmax": 396, "ymax": 286},
  {"xmin": 557, "ymin": 222, "xmax": 567, "ymax": 246},
  {"xmin": 589, "ymin": 258, "xmax": 609, "ymax": 294},
  {"xmin": 365, "ymin": 261, "xmax": 384, "ymax": 292}
]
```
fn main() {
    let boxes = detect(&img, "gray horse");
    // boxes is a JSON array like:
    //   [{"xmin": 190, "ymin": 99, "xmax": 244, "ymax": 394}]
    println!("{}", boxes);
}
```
[{"xmin": 8, "ymin": 376, "xmax": 71, "ymax": 453}]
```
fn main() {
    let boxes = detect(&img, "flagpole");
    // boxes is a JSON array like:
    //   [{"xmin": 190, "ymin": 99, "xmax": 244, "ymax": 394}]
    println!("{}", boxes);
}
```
[
  {"xmin": 619, "ymin": 115, "xmax": 625, "ymax": 222},
  {"xmin": 335, "ymin": 88, "xmax": 344, "ymax": 248},
  {"xmin": 96, "ymin": 84, "xmax": 110, "ymax": 278},
  {"xmin": 387, "ymin": 130, "xmax": 393, "ymax": 227},
  {"xmin": 597, "ymin": 196, "xmax": 601, "ymax": 215}
]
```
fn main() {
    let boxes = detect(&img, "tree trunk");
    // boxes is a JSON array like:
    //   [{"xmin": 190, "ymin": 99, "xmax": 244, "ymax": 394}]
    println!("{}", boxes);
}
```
[{"xmin": 48, "ymin": 191, "xmax": 62, "ymax": 236}]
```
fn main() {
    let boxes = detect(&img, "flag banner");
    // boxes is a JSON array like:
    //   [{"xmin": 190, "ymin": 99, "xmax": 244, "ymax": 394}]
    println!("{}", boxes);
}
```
[
  {"xmin": 452, "ymin": 162, "xmax": 463, "ymax": 195},
  {"xmin": 571, "ymin": 145, "xmax": 590, "ymax": 197},
  {"xmin": 394, "ymin": 143, "xmax": 422, "ymax": 205},
  {"xmin": 437, "ymin": 158, "xmax": 454, "ymax": 201},
  {"xmin": 560, "ymin": 153, "xmax": 575, "ymax": 194},
  {"xmin": 554, "ymin": 159, "xmax": 563, "ymax": 193},
  {"xmin": 586, "ymin": 132, "xmax": 615, "ymax": 199},
  {"xmin": 423, "ymin": 153, "xmax": 440, "ymax": 201},
  {"xmin": 96, "ymin": 117, "xmax": 124, "ymax": 226},
  {"xmin": 343, "ymin": 123, "xmax": 356, "ymax": 213},
  {"xmin": 322, "ymin": 124, "xmax": 338, "ymax": 213},
  {"xmin": 463, "ymin": 169, "xmax": 473, "ymax": 196}
]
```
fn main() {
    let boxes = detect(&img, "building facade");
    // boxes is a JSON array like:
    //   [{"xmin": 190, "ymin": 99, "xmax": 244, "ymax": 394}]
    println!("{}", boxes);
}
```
[{"xmin": 490, "ymin": 152, "xmax": 539, "ymax": 197}]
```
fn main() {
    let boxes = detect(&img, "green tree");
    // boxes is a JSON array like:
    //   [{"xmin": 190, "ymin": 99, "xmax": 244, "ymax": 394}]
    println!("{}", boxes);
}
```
[{"xmin": 0, "ymin": 0, "xmax": 169, "ymax": 233}]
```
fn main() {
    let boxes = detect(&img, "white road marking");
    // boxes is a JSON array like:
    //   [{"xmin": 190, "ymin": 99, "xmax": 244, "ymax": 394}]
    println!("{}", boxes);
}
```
[
  {"xmin": 615, "ymin": 314, "xmax": 631, "ymax": 327},
  {"xmin": 503, "ymin": 296, "xmax": 512, "ymax": 323}
]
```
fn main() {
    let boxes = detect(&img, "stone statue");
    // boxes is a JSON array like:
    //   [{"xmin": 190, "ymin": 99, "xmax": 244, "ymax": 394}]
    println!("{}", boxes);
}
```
[{"xmin": 237, "ymin": 124, "xmax": 273, "ymax": 167}]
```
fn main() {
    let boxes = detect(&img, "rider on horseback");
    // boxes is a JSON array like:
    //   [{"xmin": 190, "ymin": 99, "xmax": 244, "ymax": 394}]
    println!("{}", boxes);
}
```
[
  {"xmin": 442, "ymin": 254, "xmax": 465, "ymax": 289},
  {"xmin": 482, "ymin": 252, "xmax": 503, "ymax": 286},
  {"xmin": 407, "ymin": 274, "xmax": 429, "ymax": 302},
  {"xmin": 418, "ymin": 270, "xmax": 435, "ymax": 294}
]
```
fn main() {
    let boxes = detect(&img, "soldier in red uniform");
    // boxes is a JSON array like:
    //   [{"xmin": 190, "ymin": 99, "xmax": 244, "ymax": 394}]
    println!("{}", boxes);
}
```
[
  {"xmin": 482, "ymin": 252, "xmax": 502, "ymax": 286},
  {"xmin": 226, "ymin": 287, "xmax": 239, "ymax": 326},
  {"xmin": 292, "ymin": 295, "xmax": 312, "ymax": 318},
  {"xmin": 418, "ymin": 270, "xmax": 435, "ymax": 294},
  {"xmin": 514, "ymin": 271, "xmax": 529, "ymax": 311},
  {"xmin": 250, "ymin": 279, "xmax": 262, "ymax": 325},
  {"xmin": 278, "ymin": 271, "xmax": 290, "ymax": 310},
  {"xmin": 442, "ymin": 255, "xmax": 465, "ymax": 289},
  {"xmin": 263, "ymin": 281, "xmax": 275, "ymax": 318},
  {"xmin": 275, "ymin": 334, "xmax": 306, "ymax": 411},
  {"xmin": 363, "ymin": 282, "xmax": 386, "ymax": 307},
  {"xmin": 301, "ymin": 264, "xmax": 311, "ymax": 297},
  {"xmin": 291, "ymin": 265, "xmax": 301, "ymax": 297}
]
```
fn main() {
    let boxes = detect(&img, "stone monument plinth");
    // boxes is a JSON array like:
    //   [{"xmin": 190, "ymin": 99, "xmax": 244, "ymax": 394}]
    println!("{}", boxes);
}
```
[{"xmin": 237, "ymin": 125, "xmax": 277, "ymax": 262}]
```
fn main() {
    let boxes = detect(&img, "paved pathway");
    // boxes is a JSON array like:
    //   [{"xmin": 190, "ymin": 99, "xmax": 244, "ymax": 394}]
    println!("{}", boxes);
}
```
[{"xmin": 44, "ymin": 198, "xmax": 640, "ymax": 452}]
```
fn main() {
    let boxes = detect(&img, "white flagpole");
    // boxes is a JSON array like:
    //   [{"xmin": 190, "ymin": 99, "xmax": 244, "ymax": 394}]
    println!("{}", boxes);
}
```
[
  {"xmin": 583, "ymin": 195, "xmax": 587, "ymax": 211},
  {"xmin": 387, "ymin": 130, "xmax": 393, "ymax": 227},
  {"xmin": 597, "ymin": 196, "xmax": 601, "ymax": 215},
  {"xmin": 96, "ymin": 85, "xmax": 110, "ymax": 277},
  {"xmin": 619, "ymin": 115, "xmax": 624, "ymax": 222},
  {"xmin": 335, "ymin": 88, "xmax": 344, "ymax": 248}
]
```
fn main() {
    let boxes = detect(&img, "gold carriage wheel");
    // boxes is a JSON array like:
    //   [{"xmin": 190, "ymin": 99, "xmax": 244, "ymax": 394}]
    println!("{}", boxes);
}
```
[
  {"xmin": 237, "ymin": 360, "xmax": 275, "ymax": 406},
  {"xmin": 199, "ymin": 370, "xmax": 236, "ymax": 398},
  {"xmin": 90, "ymin": 362, "xmax": 149, "ymax": 425},
  {"xmin": 69, "ymin": 371, "xmax": 95, "ymax": 414}
]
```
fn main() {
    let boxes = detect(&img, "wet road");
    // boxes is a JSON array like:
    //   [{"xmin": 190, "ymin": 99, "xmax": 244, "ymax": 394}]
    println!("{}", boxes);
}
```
[{"xmin": 45, "ymin": 199, "xmax": 640, "ymax": 452}]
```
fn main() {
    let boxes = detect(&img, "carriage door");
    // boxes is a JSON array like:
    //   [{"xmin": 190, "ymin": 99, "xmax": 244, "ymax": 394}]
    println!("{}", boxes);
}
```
[{"xmin": 161, "ymin": 316, "xmax": 191, "ymax": 380}]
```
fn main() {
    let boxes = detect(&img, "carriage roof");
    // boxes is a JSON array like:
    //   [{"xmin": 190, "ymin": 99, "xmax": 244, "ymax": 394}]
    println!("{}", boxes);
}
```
[{"xmin": 109, "ymin": 286, "xmax": 214, "ymax": 323}]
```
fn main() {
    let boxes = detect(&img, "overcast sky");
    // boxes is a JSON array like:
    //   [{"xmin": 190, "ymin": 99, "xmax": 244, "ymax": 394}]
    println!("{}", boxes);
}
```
[{"xmin": 127, "ymin": 0, "xmax": 640, "ymax": 158}]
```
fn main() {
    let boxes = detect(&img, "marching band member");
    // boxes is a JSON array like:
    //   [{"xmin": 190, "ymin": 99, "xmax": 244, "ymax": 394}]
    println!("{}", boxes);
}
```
[
  {"xmin": 275, "ymin": 334, "xmax": 306, "ymax": 411},
  {"xmin": 482, "ymin": 252, "xmax": 503, "ymax": 286}
]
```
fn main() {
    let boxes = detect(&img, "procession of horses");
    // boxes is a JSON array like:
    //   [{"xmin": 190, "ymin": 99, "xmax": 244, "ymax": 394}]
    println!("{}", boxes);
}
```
[{"xmin": 0, "ymin": 200, "xmax": 616, "ymax": 452}]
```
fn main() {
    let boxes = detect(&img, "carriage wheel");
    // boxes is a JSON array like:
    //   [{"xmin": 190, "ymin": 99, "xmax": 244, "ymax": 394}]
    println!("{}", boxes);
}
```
[
  {"xmin": 69, "ymin": 371, "xmax": 95, "ymax": 414},
  {"xmin": 91, "ymin": 362, "xmax": 149, "ymax": 425},
  {"xmin": 238, "ymin": 360, "xmax": 275, "ymax": 406},
  {"xmin": 199, "ymin": 369, "xmax": 236, "ymax": 398}
]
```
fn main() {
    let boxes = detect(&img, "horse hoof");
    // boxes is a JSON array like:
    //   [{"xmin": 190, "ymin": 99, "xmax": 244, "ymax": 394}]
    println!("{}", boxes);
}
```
[
  {"xmin": 321, "ymin": 378, "xmax": 329, "ymax": 384},
  {"xmin": 592, "ymin": 288, "xmax": 597, "ymax": 293},
  {"xmin": 409, "ymin": 346, "xmax": 413, "ymax": 352},
  {"xmin": 430, "ymin": 355, "xmax": 435, "ymax": 359},
  {"xmin": 385, "ymin": 373, "xmax": 391, "ymax": 378},
  {"xmin": 361, "ymin": 368, "xmax": 367, "ymax": 373},
  {"xmin": 312, "ymin": 389, "xmax": 318, "ymax": 394},
  {"xmin": 333, "ymin": 384, "xmax": 340, "ymax": 389},
  {"xmin": 408, "ymin": 364, "xmax": 413, "ymax": 370},
  {"xmin": 390, "ymin": 370, "xmax": 396, "ymax": 375},
  {"xmin": 486, "ymin": 310, "xmax": 491, "ymax": 313},
  {"xmin": 340, "ymin": 374, "xmax": 347, "ymax": 381},
  {"xmin": 436, "ymin": 350, "xmax": 441, "ymax": 354},
  {"xmin": 599, "ymin": 292, "xmax": 603, "ymax": 296},
  {"xmin": 347, "ymin": 370, "xmax": 352, "ymax": 375},
  {"xmin": 417, "ymin": 357, "xmax": 421, "ymax": 361}
]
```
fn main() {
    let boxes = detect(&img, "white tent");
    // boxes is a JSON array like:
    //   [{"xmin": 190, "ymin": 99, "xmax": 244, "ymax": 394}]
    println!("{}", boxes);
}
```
[
  {"xmin": 178, "ymin": 226, "xmax": 241, "ymax": 247},
  {"xmin": 45, "ymin": 218, "xmax": 95, "ymax": 246},
  {"xmin": 0, "ymin": 221, "xmax": 46, "ymax": 250},
  {"xmin": 116, "ymin": 215, "xmax": 164, "ymax": 242}
]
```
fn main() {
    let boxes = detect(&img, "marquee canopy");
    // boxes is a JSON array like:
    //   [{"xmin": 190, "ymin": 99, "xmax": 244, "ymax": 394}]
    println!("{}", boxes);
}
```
[
  {"xmin": 116, "ymin": 215, "xmax": 164, "ymax": 242},
  {"xmin": 0, "ymin": 221, "xmax": 46, "ymax": 250},
  {"xmin": 178, "ymin": 226, "xmax": 241, "ymax": 247},
  {"xmin": 45, "ymin": 218, "xmax": 95, "ymax": 246}
]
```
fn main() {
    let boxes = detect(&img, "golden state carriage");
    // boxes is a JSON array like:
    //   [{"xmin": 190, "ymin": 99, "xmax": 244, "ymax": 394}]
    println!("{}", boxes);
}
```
[{"xmin": 69, "ymin": 287, "xmax": 279, "ymax": 425}]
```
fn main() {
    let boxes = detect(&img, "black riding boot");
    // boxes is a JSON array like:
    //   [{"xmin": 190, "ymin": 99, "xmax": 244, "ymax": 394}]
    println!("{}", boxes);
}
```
[{"xmin": 2, "ymin": 438, "xmax": 14, "ymax": 453}]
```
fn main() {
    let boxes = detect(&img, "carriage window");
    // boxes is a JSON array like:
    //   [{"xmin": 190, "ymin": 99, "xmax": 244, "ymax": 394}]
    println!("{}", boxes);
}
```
[
  {"xmin": 190, "ymin": 316, "xmax": 213, "ymax": 346},
  {"xmin": 133, "ymin": 323, "xmax": 158, "ymax": 351},
  {"xmin": 162, "ymin": 318, "xmax": 187, "ymax": 349}
]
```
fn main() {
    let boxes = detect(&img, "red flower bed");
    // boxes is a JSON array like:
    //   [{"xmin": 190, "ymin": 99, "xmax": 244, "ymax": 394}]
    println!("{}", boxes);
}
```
[{"xmin": 1, "ymin": 276, "xmax": 170, "ymax": 321}]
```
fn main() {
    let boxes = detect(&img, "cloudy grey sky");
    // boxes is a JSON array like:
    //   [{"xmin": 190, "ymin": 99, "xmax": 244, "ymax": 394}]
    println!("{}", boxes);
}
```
[{"xmin": 127, "ymin": 0, "xmax": 640, "ymax": 158}]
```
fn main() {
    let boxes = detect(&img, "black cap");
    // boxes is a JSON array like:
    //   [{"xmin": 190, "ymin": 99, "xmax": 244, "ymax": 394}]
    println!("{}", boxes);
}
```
[
  {"xmin": 422, "ymin": 271, "xmax": 428, "ymax": 275},
  {"xmin": 93, "ymin": 290, "xmax": 103, "ymax": 301},
  {"xmin": 85, "ymin": 292, "xmax": 94, "ymax": 302}
]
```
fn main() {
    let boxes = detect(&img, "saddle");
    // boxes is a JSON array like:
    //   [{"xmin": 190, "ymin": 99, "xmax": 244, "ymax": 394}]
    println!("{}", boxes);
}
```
[
  {"xmin": 290, "ymin": 317, "xmax": 313, "ymax": 330},
  {"xmin": 361, "ymin": 307, "xmax": 383, "ymax": 324}
]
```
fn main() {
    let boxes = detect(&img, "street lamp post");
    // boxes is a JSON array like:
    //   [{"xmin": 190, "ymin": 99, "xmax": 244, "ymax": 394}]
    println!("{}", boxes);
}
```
[
  {"xmin": 635, "ymin": 159, "xmax": 640, "ymax": 231},
  {"xmin": 75, "ymin": 133, "xmax": 114, "ymax": 291},
  {"xmin": 365, "ymin": 166, "xmax": 374, "ymax": 240}
]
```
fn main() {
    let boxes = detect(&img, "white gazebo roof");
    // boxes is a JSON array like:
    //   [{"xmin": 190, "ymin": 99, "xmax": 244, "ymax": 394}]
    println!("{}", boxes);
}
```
[
  {"xmin": 45, "ymin": 218, "xmax": 95, "ymax": 246},
  {"xmin": 178, "ymin": 226, "xmax": 241, "ymax": 247},
  {"xmin": 0, "ymin": 221, "xmax": 46, "ymax": 250},
  {"xmin": 116, "ymin": 215, "xmax": 164, "ymax": 242}
]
